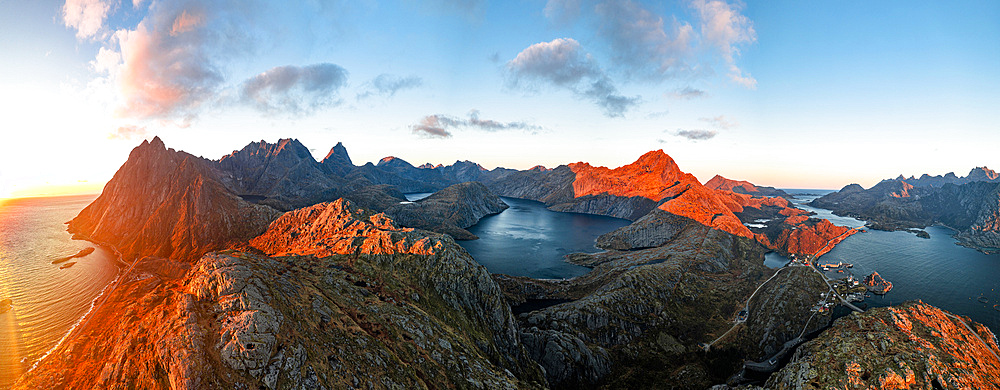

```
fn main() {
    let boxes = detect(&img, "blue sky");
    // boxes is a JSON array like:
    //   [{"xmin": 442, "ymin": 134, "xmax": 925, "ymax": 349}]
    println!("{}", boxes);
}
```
[{"xmin": 1, "ymin": 0, "xmax": 998, "ymax": 197}]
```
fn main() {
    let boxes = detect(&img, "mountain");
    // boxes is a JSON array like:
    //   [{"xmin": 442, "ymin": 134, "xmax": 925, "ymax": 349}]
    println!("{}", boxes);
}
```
[
  {"xmin": 704, "ymin": 175, "xmax": 792, "ymax": 198},
  {"xmin": 810, "ymin": 179, "xmax": 1000, "ymax": 252},
  {"xmin": 68, "ymin": 137, "xmax": 281, "ymax": 262},
  {"xmin": 21, "ymin": 199, "xmax": 546, "ymax": 389},
  {"xmin": 883, "ymin": 166, "xmax": 1000, "ymax": 188},
  {"xmin": 319, "ymin": 141, "xmax": 354, "ymax": 176},
  {"xmin": 217, "ymin": 138, "xmax": 345, "ymax": 211}
]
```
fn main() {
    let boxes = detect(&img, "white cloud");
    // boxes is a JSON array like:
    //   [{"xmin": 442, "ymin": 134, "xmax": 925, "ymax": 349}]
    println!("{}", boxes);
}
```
[
  {"xmin": 62, "ymin": 0, "xmax": 112, "ymax": 39},
  {"xmin": 691, "ymin": 0, "xmax": 757, "ymax": 88},
  {"xmin": 506, "ymin": 38, "xmax": 639, "ymax": 117}
]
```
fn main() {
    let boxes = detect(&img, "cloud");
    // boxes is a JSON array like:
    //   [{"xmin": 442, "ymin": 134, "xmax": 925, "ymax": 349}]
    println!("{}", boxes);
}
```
[
  {"xmin": 240, "ymin": 63, "xmax": 349, "ymax": 114},
  {"xmin": 107, "ymin": 124, "xmax": 148, "ymax": 140},
  {"xmin": 667, "ymin": 86, "xmax": 705, "ymax": 100},
  {"xmin": 691, "ymin": 0, "xmax": 757, "ymax": 88},
  {"xmin": 86, "ymin": 0, "xmax": 354, "ymax": 122},
  {"xmin": 411, "ymin": 109, "xmax": 541, "ymax": 138},
  {"xmin": 542, "ymin": 0, "xmax": 757, "ymax": 89},
  {"xmin": 63, "ymin": 0, "xmax": 112, "ymax": 39},
  {"xmin": 699, "ymin": 115, "xmax": 737, "ymax": 129},
  {"xmin": 356, "ymin": 74, "xmax": 423, "ymax": 100},
  {"xmin": 675, "ymin": 129, "xmax": 717, "ymax": 140},
  {"xmin": 506, "ymin": 38, "xmax": 639, "ymax": 117},
  {"xmin": 594, "ymin": 0, "xmax": 694, "ymax": 80}
]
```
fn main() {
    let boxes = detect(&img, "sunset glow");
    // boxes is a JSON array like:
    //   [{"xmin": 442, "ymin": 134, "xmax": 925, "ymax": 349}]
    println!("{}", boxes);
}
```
[{"xmin": 1, "ymin": 1, "xmax": 998, "ymax": 198}]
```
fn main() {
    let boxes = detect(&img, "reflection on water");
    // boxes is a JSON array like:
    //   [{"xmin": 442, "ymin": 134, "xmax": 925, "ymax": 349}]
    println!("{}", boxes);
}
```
[
  {"xmin": 456, "ymin": 197, "xmax": 631, "ymax": 279},
  {"xmin": 0, "ymin": 195, "xmax": 120, "ymax": 388}
]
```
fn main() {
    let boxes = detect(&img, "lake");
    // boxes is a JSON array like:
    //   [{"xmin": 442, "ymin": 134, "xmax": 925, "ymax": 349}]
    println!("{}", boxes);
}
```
[{"xmin": 405, "ymin": 193, "xmax": 631, "ymax": 279}]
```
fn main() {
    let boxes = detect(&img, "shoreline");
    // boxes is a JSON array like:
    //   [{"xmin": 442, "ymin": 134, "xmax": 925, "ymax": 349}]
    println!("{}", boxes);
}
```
[{"xmin": 19, "ymin": 237, "xmax": 127, "ymax": 383}]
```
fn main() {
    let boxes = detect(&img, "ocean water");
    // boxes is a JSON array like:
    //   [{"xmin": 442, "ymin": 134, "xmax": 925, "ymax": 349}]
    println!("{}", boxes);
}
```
[
  {"xmin": 0, "ymin": 195, "xmax": 120, "ymax": 388},
  {"xmin": 404, "ymin": 194, "xmax": 631, "ymax": 279},
  {"xmin": 777, "ymin": 193, "xmax": 1000, "ymax": 333}
]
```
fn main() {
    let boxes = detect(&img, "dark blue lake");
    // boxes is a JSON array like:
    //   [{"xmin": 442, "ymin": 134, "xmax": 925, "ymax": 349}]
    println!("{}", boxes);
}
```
[
  {"xmin": 405, "ymin": 193, "xmax": 631, "ymax": 279},
  {"xmin": 779, "ymin": 192, "xmax": 1000, "ymax": 332}
]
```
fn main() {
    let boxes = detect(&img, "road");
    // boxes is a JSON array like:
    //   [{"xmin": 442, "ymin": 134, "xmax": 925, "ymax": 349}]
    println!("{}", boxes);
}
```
[{"xmin": 706, "ymin": 228, "xmax": 862, "ymax": 351}]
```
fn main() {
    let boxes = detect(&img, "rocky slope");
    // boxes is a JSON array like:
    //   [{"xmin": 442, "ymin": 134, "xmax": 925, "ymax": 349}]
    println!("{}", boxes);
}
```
[
  {"xmin": 763, "ymin": 301, "xmax": 1000, "ymax": 389},
  {"xmin": 811, "ymin": 179, "xmax": 1000, "ymax": 252},
  {"xmin": 18, "ymin": 199, "xmax": 546, "ymax": 389},
  {"xmin": 384, "ymin": 182, "xmax": 509, "ymax": 240}
]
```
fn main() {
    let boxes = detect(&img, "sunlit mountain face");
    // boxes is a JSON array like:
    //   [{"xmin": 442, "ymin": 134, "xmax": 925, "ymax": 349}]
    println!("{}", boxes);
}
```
[{"xmin": 3, "ymin": 0, "xmax": 1000, "ymax": 388}]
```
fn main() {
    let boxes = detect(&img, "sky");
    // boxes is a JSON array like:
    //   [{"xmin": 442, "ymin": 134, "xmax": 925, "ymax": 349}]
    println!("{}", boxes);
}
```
[{"xmin": 0, "ymin": 0, "xmax": 998, "ymax": 198}]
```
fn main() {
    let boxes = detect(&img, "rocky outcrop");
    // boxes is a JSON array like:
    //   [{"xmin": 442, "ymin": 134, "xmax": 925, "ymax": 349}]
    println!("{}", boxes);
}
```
[
  {"xmin": 704, "ymin": 175, "xmax": 792, "ymax": 198},
  {"xmin": 863, "ymin": 271, "xmax": 893, "ymax": 294},
  {"xmin": 765, "ymin": 301, "xmax": 1000, "ymax": 389},
  {"xmin": 19, "ymin": 199, "xmax": 546, "ymax": 389},
  {"xmin": 384, "ymin": 182, "xmax": 509, "ymax": 240},
  {"xmin": 68, "ymin": 137, "xmax": 282, "ymax": 262}
]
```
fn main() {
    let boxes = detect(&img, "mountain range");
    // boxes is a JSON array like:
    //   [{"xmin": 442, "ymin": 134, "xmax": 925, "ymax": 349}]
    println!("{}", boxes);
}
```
[{"xmin": 15, "ymin": 137, "xmax": 1000, "ymax": 389}]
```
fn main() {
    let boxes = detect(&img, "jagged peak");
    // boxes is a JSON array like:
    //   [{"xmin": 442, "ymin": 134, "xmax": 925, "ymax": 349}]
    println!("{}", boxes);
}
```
[
  {"xmin": 220, "ymin": 138, "xmax": 313, "ymax": 162},
  {"xmin": 321, "ymin": 141, "xmax": 353, "ymax": 166},
  {"xmin": 528, "ymin": 165, "xmax": 549, "ymax": 172}
]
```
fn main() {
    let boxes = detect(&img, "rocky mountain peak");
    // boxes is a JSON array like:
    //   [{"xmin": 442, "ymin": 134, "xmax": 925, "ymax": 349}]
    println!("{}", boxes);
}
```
[
  {"xmin": 969, "ymin": 166, "xmax": 999, "ymax": 181},
  {"xmin": 321, "ymin": 142, "xmax": 352, "ymax": 165}
]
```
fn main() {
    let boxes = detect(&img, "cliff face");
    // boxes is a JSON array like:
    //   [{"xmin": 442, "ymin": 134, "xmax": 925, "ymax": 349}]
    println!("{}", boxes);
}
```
[
  {"xmin": 384, "ymin": 182, "xmax": 509, "ymax": 240},
  {"xmin": 20, "ymin": 199, "xmax": 546, "ymax": 389},
  {"xmin": 765, "ymin": 301, "xmax": 1000, "ymax": 389},
  {"xmin": 68, "ymin": 137, "xmax": 281, "ymax": 262}
]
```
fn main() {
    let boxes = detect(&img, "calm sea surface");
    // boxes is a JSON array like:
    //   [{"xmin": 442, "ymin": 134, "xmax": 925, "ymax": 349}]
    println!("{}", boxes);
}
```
[
  {"xmin": 772, "ymin": 192, "xmax": 1000, "ymax": 333},
  {"xmin": 0, "ymin": 195, "xmax": 120, "ymax": 388},
  {"xmin": 404, "ymin": 194, "xmax": 631, "ymax": 279}
]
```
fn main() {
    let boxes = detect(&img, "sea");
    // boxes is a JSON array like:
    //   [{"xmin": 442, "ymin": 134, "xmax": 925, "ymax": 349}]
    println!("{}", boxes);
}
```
[
  {"xmin": 770, "ymin": 190, "xmax": 1000, "ymax": 333},
  {"xmin": 0, "ymin": 195, "xmax": 120, "ymax": 388}
]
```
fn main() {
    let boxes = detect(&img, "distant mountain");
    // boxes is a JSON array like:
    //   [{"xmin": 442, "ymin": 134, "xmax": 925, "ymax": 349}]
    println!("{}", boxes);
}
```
[
  {"xmin": 704, "ymin": 174, "xmax": 792, "ymax": 198},
  {"xmin": 884, "ymin": 166, "xmax": 1000, "ymax": 188},
  {"xmin": 810, "ymin": 178, "xmax": 1000, "ymax": 252}
]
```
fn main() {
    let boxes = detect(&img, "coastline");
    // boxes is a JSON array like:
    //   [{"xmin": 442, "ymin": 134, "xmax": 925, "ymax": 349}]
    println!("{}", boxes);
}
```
[{"xmin": 20, "ymin": 238, "xmax": 126, "ymax": 383}]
